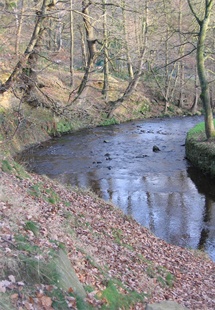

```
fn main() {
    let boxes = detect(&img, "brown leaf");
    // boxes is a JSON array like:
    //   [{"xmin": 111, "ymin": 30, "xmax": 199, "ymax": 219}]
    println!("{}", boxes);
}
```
[
  {"xmin": 40, "ymin": 295, "xmax": 52, "ymax": 307},
  {"xmin": 24, "ymin": 301, "xmax": 32, "ymax": 310},
  {"xmin": 68, "ymin": 287, "xmax": 73, "ymax": 293},
  {"xmin": 11, "ymin": 293, "xmax": 19, "ymax": 299}
]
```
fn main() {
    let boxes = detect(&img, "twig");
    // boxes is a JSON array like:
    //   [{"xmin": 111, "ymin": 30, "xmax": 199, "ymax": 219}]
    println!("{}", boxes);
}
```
[{"xmin": 1, "ymin": 237, "xmax": 18, "ymax": 249}]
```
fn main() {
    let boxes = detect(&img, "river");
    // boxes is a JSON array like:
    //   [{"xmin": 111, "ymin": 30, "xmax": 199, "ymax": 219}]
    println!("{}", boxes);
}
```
[{"xmin": 19, "ymin": 116, "xmax": 215, "ymax": 261}]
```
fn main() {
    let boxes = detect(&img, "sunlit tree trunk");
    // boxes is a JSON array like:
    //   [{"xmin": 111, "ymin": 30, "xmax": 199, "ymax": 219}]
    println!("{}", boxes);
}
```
[
  {"xmin": 78, "ymin": 0, "xmax": 97, "ymax": 95},
  {"xmin": 15, "ymin": 0, "xmax": 25, "ymax": 55},
  {"xmin": 191, "ymin": 68, "xmax": 199, "ymax": 113},
  {"xmin": 122, "ymin": 0, "xmax": 134, "ymax": 80},
  {"xmin": 0, "ymin": 0, "xmax": 49, "ymax": 93},
  {"xmin": 188, "ymin": 0, "xmax": 215, "ymax": 139},
  {"xmin": 79, "ymin": 25, "xmax": 88, "ymax": 68}
]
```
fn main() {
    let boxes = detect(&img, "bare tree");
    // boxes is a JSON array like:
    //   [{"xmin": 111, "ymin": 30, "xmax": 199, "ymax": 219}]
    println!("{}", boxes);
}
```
[
  {"xmin": 70, "ymin": 0, "xmax": 74, "ymax": 87},
  {"xmin": 187, "ymin": 0, "xmax": 215, "ymax": 139},
  {"xmin": 107, "ymin": 0, "xmax": 149, "ymax": 117},
  {"xmin": 0, "ymin": 0, "xmax": 50, "ymax": 94},
  {"xmin": 121, "ymin": 0, "xmax": 134, "ymax": 80},
  {"xmin": 102, "ymin": 0, "xmax": 109, "ymax": 100},
  {"xmin": 77, "ymin": 0, "xmax": 98, "ymax": 95}
]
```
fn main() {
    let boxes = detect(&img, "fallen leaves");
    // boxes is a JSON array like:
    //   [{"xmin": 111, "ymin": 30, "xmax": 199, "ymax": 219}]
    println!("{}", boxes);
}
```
[{"xmin": 0, "ymin": 170, "xmax": 215, "ymax": 309}]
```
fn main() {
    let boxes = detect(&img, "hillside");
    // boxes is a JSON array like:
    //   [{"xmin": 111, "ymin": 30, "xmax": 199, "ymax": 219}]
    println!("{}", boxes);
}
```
[
  {"xmin": 0, "ymin": 158, "xmax": 215, "ymax": 310},
  {"xmin": 0, "ymin": 67, "xmax": 197, "ymax": 157}
]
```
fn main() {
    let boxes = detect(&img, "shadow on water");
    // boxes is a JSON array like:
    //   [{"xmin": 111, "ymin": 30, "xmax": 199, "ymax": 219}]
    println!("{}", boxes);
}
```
[
  {"xmin": 187, "ymin": 167, "xmax": 215, "ymax": 259},
  {"xmin": 18, "ymin": 116, "xmax": 215, "ymax": 261}
]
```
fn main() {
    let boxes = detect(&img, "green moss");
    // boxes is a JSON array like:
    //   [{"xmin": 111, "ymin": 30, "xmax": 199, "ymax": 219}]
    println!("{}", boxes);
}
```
[
  {"xmin": 1, "ymin": 159, "xmax": 30, "ymax": 179},
  {"xmin": 99, "ymin": 117, "xmax": 119, "ymax": 126},
  {"xmin": 1, "ymin": 159, "xmax": 13, "ymax": 173},
  {"xmin": 56, "ymin": 120, "xmax": 74, "ymax": 134},
  {"xmin": 28, "ymin": 183, "xmax": 43, "ymax": 198},
  {"xmin": 100, "ymin": 280, "xmax": 145, "ymax": 310},
  {"xmin": 15, "ymin": 234, "xmax": 40, "ymax": 253},
  {"xmin": 186, "ymin": 121, "xmax": 205, "ymax": 138},
  {"xmin": 186, "ymin": 120, "xmax": 215, "ymax": 177},
  {"xmin": 24, "ymin": 221, "xmax": 40, "ymax": 236}
]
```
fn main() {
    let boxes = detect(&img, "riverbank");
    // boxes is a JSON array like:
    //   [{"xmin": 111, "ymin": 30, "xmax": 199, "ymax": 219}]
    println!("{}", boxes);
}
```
[
  {"xmin": 0, "ymin": 68, "xmax": 198, "ymax": 158},
  {"xmin": 185, "ymin": 121, "xmax": 215, "ymax": 178},
  {"xmin": 1, "ymin": 157, "xmax": 215, "ymax": 309},
  {"xmin": 1, "ymin": 71, "xmax": 214, "ymax": 309}
]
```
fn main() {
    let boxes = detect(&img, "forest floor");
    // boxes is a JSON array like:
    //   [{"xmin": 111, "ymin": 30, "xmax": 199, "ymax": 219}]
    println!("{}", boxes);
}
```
[{"xmin": 1, "ymin": 70, "xmax": 214, "ymax": 309}]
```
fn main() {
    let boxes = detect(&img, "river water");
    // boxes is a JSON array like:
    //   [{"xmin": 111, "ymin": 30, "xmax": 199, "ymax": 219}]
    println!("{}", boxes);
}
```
[{"xmin": 20, "ymin": 116, "xmax": 215, "ymax": 261}]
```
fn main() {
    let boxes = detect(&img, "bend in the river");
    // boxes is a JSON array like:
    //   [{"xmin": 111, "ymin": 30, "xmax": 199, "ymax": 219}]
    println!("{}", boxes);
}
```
[{"xmin": 20, "ymin": 116, "xmax": 215, "ymax": 261}]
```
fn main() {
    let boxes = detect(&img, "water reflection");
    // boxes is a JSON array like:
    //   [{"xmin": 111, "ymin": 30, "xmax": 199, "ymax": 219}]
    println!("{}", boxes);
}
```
[
  {"xmin": 187, "ymin": 167, "xmax": 215, "ymax": 260},
  {"xmin": 19, "ymin": 116, "xmax": 215, "ymax": 261}
]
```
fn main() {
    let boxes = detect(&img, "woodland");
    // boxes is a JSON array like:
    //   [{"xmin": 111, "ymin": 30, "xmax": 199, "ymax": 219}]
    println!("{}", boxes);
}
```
[
  {"xmin": 0, "ymin": 1, "xmax": 215, "ymax": 310},
  {"xmin": 0, "ymin": 0, "xmax": 215, "ymax": 139}
]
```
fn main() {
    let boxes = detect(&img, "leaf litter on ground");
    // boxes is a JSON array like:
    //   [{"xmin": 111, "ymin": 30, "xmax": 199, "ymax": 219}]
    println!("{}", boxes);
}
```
[{"xmin": 0, "ymin": 167, "xmax": 215, "ymax": 309}]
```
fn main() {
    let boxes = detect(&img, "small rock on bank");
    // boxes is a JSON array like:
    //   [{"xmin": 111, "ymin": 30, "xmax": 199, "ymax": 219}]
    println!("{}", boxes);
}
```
[{"xmin": 146, "ymin": 300, "xmax": 188, "ymax": 310}]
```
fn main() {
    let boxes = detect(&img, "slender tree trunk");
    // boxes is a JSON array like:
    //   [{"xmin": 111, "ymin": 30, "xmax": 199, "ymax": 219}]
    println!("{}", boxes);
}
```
[
  {"xmin": 191, "ymin": 68, "xmax": 199, "ymax": 113},
  {"xmin": 102, "ymin": 0, "xmax": 109, "ymax": 100},
  {"xmin": 107, "ymin": 0, "xmax": 148, "ymax": 117},
  {"xmin": 15, "ymin": 0, "xmax": 25, "ymax": 55},
  {"xmin": 164, "ymin": 1, "xmax": 170, "ymax": 113},
  {"xmin": 55, "ymin": 14, "xmax": 63, "ymax": 51},
  {"xmin": 69, "ymin": 0, "xmax": 74, "ymax": 87},
  {"xmin": 78, "ymin": 0, "xmax": 97, "ymax": 95},
  {"xmin": 188, "ymin": 0, "xmax": 215, "ymax": 139},
  {"xmin": 122, "ymin": 0, "xmax": 134, "ymax": 80},
  {"xmin": 0, "ymin": 0, "xmax": 49, "ymax": 93},
  {"xmin": 178, "ymin": 0, "xmax": 185, "ymax": 108},
  {"xmin": 197, "ymin": 20, "xmax": 215, "ymax": 139}
]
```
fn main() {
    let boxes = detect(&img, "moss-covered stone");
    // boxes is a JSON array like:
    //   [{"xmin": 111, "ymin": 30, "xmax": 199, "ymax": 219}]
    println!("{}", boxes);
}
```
[{"xmin": 185, "ymin": 121, "xmax": 215, "ymax": 177}]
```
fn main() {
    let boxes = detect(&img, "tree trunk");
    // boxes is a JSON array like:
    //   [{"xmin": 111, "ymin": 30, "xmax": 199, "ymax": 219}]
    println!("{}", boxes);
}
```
[
  {"xmin": 102, "ymin": 0, "xmax": 109, "ymax": 100},
  {"xmin": 69, "ymin": 0, "xmax": 74, "ymax": 87},
  {"xmin": 15, "ymin": 0, "xmax": 24, "ymax": 55},
  {"xmin": 191, "ymin": 68, "xmax": 199, "ymax": 113},
  {"xmin": 188, "ymin": 0, "xmax": 215, "ymax": 139},
  {"xmin": 0, "ymin": 0, "xmax": 49, "ymax": 94},
  {"xmin": 77, "ymin": 0, "xmax": 97, "ymax": 95},
  {"xmin": 79, "ymin": 25, "xmax": 88, "ymax": 69},
  {"xmin": 107, "ymin": 0, "xmax": 148, "ymax": 117},
  {"xmin": 178, "ymin": 0, "xmax": 185, "ymax": 108},
  {"xmin": 122, "ymin": 0, "xmax": 134, "ymax": 80}
]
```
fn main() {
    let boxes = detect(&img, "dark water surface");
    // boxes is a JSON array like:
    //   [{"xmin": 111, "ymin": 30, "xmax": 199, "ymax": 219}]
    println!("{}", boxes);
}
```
[{"xmin": 20, "ymin": 116, "xmax": 215, "ymax": 260}]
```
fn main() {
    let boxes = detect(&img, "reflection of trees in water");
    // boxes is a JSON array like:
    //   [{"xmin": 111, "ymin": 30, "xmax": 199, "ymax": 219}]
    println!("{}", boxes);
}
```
[
  {"xmin": 141, "ymin": 171, "xmax": 203, "ymax": 247},
  {"xmin": 146, "ymin": 191, "xmax": 155, "ymax": 232},
  {"xmin": 198, "ymin": 196, "xmax": 211, "ymax": 250},
  {"xmin": 58, "ymin": 165, "xmax": 215, "ymax": 258},
  {"xmin": 187, "ymin": 167, "xmax": 215, "ymax": 254},
  {"xmin": 91, "ymin": 170, "xmax": 206, "ymax": 250}
]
